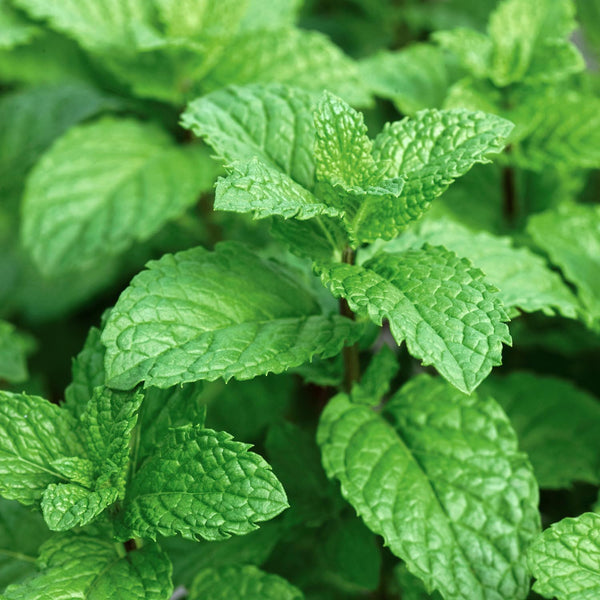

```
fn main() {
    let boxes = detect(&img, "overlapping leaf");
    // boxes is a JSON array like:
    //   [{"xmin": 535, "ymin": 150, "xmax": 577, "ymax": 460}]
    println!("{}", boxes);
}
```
[
  {"xmin": 103, "ymin": 242, "xmax": 361, "ymax": 390},
  {"xmin": 318, "ymin": 375, "xmax": 540, "ymax": 600},
  {"xmin": 320, "ymin": 244, "xmax": 511, "ymax": 393}
]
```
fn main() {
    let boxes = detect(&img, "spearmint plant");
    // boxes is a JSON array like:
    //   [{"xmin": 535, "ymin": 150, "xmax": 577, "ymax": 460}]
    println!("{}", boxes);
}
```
[{"xmin": 1, "ymin": 0, "xmax": 600, "ymax": 599}]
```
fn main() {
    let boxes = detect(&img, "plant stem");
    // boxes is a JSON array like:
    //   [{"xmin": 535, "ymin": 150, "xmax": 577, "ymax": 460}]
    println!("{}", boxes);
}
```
[{"xmin": 340, "ymin": 246, "xmax": 360, "ymax": 393}]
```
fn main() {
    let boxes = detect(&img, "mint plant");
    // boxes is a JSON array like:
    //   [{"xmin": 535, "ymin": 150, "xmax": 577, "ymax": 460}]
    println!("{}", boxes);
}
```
[{"xmin": 1, "ymin": 0, "xmax": 600, "ymax": 599}]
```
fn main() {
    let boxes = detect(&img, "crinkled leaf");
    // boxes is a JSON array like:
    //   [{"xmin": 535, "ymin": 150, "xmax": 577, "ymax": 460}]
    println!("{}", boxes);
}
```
[
  {"xmin": 189, "ymin": 565, "xmax": 303, "ymax": 600},
  {"xmin": 0, "ymin": 499, "xmax": 51, "ymax": 591},
  {"xmin": 318, "ymin": 375, "xmax": 540, "ymax": 600},
  {"xmin": 41, "ymin": 484, "xmax": 118, "ymax": 531},
  {"xmin": 319, "ymin": 245, "xmax": 511, "ymax": 393},
  {"xmin": 2, "ymin": 534, "xmax": 172, "ymax": 600},
  {"xmin": 103, "ymin": 242, "xmax": 361, "ymax": 390},
  {"xmin": 0, "ymin": 321, "xmax": 33, "ymax": 384},
  {"xmin": 371, "ymin": 217, "xmax": 580, "ymax": 319},
  {"xmin": 360, "ymin": 44, "xmax": 457, "ymax": 115},
  {"xmin": 182, "ymin": 84, "xmax": 317, "ymax": 190},
  {"xmin": 0, "ymin": 391, "xmax": 83, "ymax": 505},
  {"xmin": 80, "ymin": 387, "xmax": 144, "ymax": 496},
  {"xmin": 480, "ymin": 372, "xmax": 600, "ymax": 488},
  {"xmin": 528, "ymin": 203, "xmax": 600, "ymax": 327},
  {"xmin": 528, "ymin": 512, "xmax": 600, "ymax": 600},
  {"xmin": 120, "ymin": 426, "xmax": 288, "ymax": 541},
  {"xmin": 22, "ymin": 117, "xmax": 217, "ymax": 276},
  {"xmin": 200, "ymin": 28, "xmax": 370, "ymax": 106},
  {"xmin": 369, "ymin": 109, "xmax": 512, "ymax": 240}
]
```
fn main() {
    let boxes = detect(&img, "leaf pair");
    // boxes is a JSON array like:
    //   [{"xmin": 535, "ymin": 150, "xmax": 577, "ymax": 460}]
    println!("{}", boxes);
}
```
[{"xmin": 182, "ymin": 84, "xmax": 513, "ymax": 251}]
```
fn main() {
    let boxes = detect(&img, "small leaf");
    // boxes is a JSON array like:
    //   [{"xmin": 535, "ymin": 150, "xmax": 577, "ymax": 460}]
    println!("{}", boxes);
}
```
[
  {"xmin": 320, "ymin": 245, "xmax": 511, "ymax": 393},
  {"xmin": 41, "ymin": 484, "xmax": 118, "ymax": 531},
  {"xmin": 2, "ymin": 534, "xmax": 173, "ymax": 600},
  {"xmin": 22, "ymin": 117, "xmax": 217, "ymax": 276},
  {"xmin": 103, "ymin": 242, "xmax": 361, "ymax": 390},
  {"xmin": 120, "ymin": 426, "xmax": 288, "ymax": 541},
  {"xmin": 318, "ymin": 375, "xmax": 540, "ymax": 600},
  {"xmin": 351, "ymin": 345, "xmax": 398, "ymax": 406},
  {"xmin": 0, "ymin": 391, "xmax": 83, "ymax": 505},
  {"xmin": 0, "ymin": 321, "xmax": 33, "ymax": 384},
  {"xmin": 528, "ymin": 513, "xmax": 600, "ymax": 600},
  {"xmin": 189, "ymin": 565, "xmax": 304, "ymax": 600}
]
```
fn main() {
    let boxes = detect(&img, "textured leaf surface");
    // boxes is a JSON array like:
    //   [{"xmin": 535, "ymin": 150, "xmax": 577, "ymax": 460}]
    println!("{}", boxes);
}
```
[
  {"xmin": 360, "ymin": 44, "xmax": 456, "ymax": 115},
  {"xmin": 369, "ymin": 109, "xmax": 512, "ymax": 240},
  {"xmin": 318, "ymin": 375, "xmax": 540, "ymax": 600},
  {"xmin": 480, "ymin": 372, "xmax": 600, "ymax": 488},
  {"xmin": 2, "ymin": 534, "xmax": 172, "ymax": 600},
  {"xmin": 370, "ymin": 217, "xmax": 580, "ymax": 319},
  {"xmin": 189, "ymin": 565, "xmax": 303, "ymax": 600},
  {"xmin": 0, "ymin": 499, "xmax": 51, "ymax": 591},
  {"xmin": 528, "ymin": 513, "xmax": 600, "ymax": 600},
  {"xmin": 22, "ymin": 117, "xmax": 216, "ymax": 276},
  {"xmin": 239, "ymin": 0, "xmax": 301, "ymax": 31},
  {"xmin": 182, "ymin": 84, "xmax": 317, "ymax": 190},
  {"xmin": 350, "ymin": 345, "xmax": 398, "ymax": 406},
  {"xmin": 528, "ymin": 204, "xmax": 600, "ymax": 327},
  {"xmin": 0, "ymin": 392, "xmax": 82, "ymax": 504},
  {"xmin": 121, "ymin": 426, "xmax": 288, "ymax": 541},
  {"xmin": 80, "ymin": 387, "xmax": 143, "ymax": 496},
  {"xmin": 0, "ymin": 321, "xmax": 32, "ymax": 384},
  {"xmin": 11, "ymin": 0, "xmax": 160, "ymax": 52},
  {"xmin": 103, "ymin": 242, "xmax": 361, "ymax": 389},
  {"xmin": 200, "ymin": 28, "xmax": 370, "ymax": 106},
  {"xmin": 40, "ymin": 484, "xmax": 118, "ymax": 531},
  {"xmin": 320, "ymin": 245, "xmax": 511, "ymax": 393}
]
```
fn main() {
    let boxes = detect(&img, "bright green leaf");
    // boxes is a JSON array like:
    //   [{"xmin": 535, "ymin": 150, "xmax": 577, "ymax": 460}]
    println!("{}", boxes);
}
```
[
  {"xmin": 103, "ymin": 242, "xmax": 361, "ymax": 390},
  {"xmin": 318, "ymin": 375, "xmax": 540, "ymax": 600},
  {"xmin": 351, "ymin": 345, "xmax": 398, "ymax": 405},
  {"xmin": 189, "ymin": 565, "xmax": 304, "ymax": 600},
  {"xmin": 22, "ymin": 117, "xmax": 217, "ymax": 276},
  {"xmin": 0, "ymin": 391, "xmax": 83, "ymax": 505},
  {"xmin": 120, "ymin": 426, "xmax": 288, "ymax": 541},
  {"xmin": 0, "ymin": 1, "xmax": 38, "ymax": 49},
  {"xmin": 528, "ymin": 512, "xmax": 600, "ymax": 600},
  {"xmin": 319, "ymin": 245, "xmax": 511, "ymax": 393}
]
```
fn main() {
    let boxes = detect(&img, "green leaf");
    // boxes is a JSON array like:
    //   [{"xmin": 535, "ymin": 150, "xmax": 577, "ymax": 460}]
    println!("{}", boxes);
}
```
[
  {"xmin": 103, "ymin": 242, "xmax": 361, "ymax": 390},
  {"xmin": 40, "ymin": 484, "xmax": 118, "ymax": 531},
  {"xmin": 239, "ymin": 0, "xmax": 301, "ymax": 31},
  {"xmin": 0, "ymin": 83, "xmax": 118, "ymax": 201},
  {"xmin": 528, "ymin": 204, "xmax": 600, "ymax": 327},
  {"xmin": 63, "ymin": 327, "xmax": 105, "ymax": 420},
  {"xmin": 80, "ymin": 387, "xmax": 144, "ymax": 496},
  {"xmin": 215, "ymin": 158, "xmax": 341, "ymax": 220},
  {"xmin": 369, "ymin": 109, "xmax": 512, "ymax": 240},
  {"xmin": 21, "ymin": 117, "xmax": 217, "ymax": 276},
  {"xmin": 480, "ymin": 372, "xmax": 600, "ymax": 488},
  {"xmin": 395, "ymin": 564, "xmax": 443, "ymax": 600},
  {"xmin": 0, "ymin": 391, "xmax": 82, "ymax": 505},
  {"xmin": 0, "ymin": 499, "xmax": 51, "ymax": 591},
  {"xmin": 370, "ymin": 217, "xmax": 581, "ymax": 319},
  {"xmin": 0, "ymin": 321, "xmax": 33, "ymax": 384},
  {"xmin": 487, "ymin": 0, "xmax": 581, "ymax": 86},
  {"xmin": 318, "ymin": 375, "xmax": 540, "ymax": 600},
  {"xmin": 11, "ymin": 0, "xmax": 161, "ymax": 53},
  {"xmin": 200, "ymin": 28, "xmax": 371, "ymax": 106},
  {"xmin": 360, "ymin": 44, "xmax": 457, "ymax": 115},
  {"xmin": 351, "ymin": 345, "xmax": 398, "ymax": 406},
  {"xmin": 320, "ymin": 245, "xmax": 511, "ymax": 393},
  {"xmin": 189, "ymin": 565, "xmax": 304, "ymax": 600},
  {"xmin": 433, "ymin": 28, "xmax": 493, "ymax": 79},
  {"xmin": 120, "ymin": 426, "xmax": 288, "ymax": 541},
  {"xmin": 528, "ymin": 512, "xmax": 600, "ymax": 600},
  {"xmin": 2, "ymin": 534, "xmax": 173, "ymax": 600},
  {"xmin": 136, "ymin": 384, "xmax": 206, "ymax": 466},
  {"xmin": 182, "ymin": 84, "xmax": 317, "ymax": 190}
]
